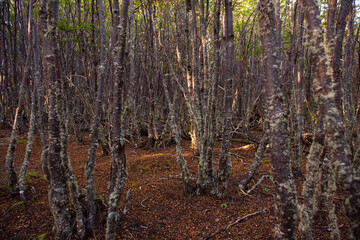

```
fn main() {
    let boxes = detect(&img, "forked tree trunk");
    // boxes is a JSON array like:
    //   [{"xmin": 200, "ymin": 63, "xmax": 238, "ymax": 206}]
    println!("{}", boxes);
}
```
[
  {"xmin": 302, "ymin": 0, "xmax": 360, "ymax": 238},
  {"xmin": 258, "ymin": 0, "xmax": 297, "ymax": 238},
  {"xmin": 86, "ymin": 0, "xmax": 107, "ymax": 232},
  {"xmin": 5, "ymin": 25, "xmax": 32, "ymax": 195}
]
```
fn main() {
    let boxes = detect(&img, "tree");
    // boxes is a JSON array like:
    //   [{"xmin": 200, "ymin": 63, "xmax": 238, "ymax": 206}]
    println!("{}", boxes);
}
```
[
  {"xmin": 106, "ymin": 0, "xmax": 130, "ymax": 239},
  {"xmin": 258, "ymin": 0, "xmax": 297, "ymax": 238},
  {"xmin": 302, "ymin": 0, "xmax": 360, "ymax": 238}
]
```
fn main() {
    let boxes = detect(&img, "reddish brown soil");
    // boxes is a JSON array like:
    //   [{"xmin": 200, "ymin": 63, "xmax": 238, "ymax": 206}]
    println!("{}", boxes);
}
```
[{"xmin": 0, "ymin": 129, "xmax": 349, "ymax": 239}]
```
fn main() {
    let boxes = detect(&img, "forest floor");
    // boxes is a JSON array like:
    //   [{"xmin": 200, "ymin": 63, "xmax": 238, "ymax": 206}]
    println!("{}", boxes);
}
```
[{"xmin": 0, "ymin": 128, "xmax": 349, "ymax": 239}]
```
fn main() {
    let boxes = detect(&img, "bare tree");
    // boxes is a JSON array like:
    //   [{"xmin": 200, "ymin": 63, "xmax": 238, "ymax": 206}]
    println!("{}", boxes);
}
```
[
  {"xmin": 258, "ymin": 0, "xmax": 297, "ymax": 238},
  {"xmin": 302, "ymin": 0, "xmax": 360, "ymax": 238},
  {"xmin": 106, "ymin": 0, "xmax": 130, "ymax": 239}
]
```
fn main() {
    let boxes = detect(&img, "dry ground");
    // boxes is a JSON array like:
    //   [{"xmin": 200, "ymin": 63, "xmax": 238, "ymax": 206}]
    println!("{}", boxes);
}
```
[{"xmin": 0, "ymin": 128, "xmax": 349, "ymax": 239}]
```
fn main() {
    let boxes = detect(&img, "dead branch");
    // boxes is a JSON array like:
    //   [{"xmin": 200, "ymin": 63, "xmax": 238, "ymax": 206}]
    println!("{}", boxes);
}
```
[{"xmin": 203, "ymin": 206, "xmax": 271, "ymax": 240}]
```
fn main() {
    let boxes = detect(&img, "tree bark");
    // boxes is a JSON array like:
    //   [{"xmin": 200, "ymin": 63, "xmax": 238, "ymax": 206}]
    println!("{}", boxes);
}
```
[
  {"xmin": 106, "ymin": 0, "xmax": 130, "ymax": 239},
  {"xmin": 258, "ymin": 0, "xmax": 297, "ymax": 238},
  {"xmin": 86, "ymin": 0, "xmax": 107, "ymax": 232},
  {"xmin": 302, "ymin": 0, "xmax": 360, "ymax": 238},
  {"xmin": 216, "ymin": 0, "xmax": 234, "ymax": 199},
  {"xmin": 45, "ymin": 0, "xmax": 72, "ymax": 238}
]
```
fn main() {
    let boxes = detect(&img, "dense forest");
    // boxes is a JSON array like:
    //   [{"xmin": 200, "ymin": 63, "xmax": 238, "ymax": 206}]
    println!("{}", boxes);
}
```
[{"xmin": 1, "ymin": 0, "xmax": 360, "ymax": 239}]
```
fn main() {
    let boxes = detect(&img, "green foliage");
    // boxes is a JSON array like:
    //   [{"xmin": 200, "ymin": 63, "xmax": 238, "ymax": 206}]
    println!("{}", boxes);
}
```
[
  {"xmin": 30, "ymin": 197, "xmax": 39, "ymax": 203},
  {"xmin": 40, "ymin": 175, "xmax": 48, "ymax": 181},
  {"xmin": 138, "ymin": 165, "xmax": 150, "ymax": 170},
  {"xmin": 17, "ymin": 138, "xmax": 28, "ymax": 144},
  {"xmin": 264, "ymin": 160, "xmax": 270, "ymax": 163},
  {"xmin": 32, "ymin": 233, "xmax": 47, "ymax": 240},
  {"xmin": 27, "ymin": 172, "xmax": 39, "ymax": 177},
  {"xmin": 131, "ymin": 182, "xmax": 139, "ymax": 188},
  {"xmin": 262, "ymin": 187, "xmax": 271, "ymax": 192},
  {"xmin": 58, "ymin": 19, "xmax": 94, "ymax": 34},
  {"xmin": 220, "ymin": 203, "xmax": 228, "ymax": 208},
  {"xmin": 239, "ymin": 209, "xmax": 245, "ymax": 213},
  {"xmin": 10, "ymin": 201, "xmax": 25, "ymax": 210}
]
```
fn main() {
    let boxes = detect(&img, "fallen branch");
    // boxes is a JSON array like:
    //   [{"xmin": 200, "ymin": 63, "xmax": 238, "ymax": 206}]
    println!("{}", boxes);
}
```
[
  {"xmin": 246, "ymin": 175, "xmax": 270, "ymax": 194},
  {"xmin": 203, "ymin": 206, "xmax": 271, "ymax": 240}
]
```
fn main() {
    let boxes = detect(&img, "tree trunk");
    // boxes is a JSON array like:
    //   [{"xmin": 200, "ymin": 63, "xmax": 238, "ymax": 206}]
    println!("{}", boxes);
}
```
[
  {"xmin": 45, "ymin": 0, "xmax": 72, "ymax": 238},
  {"xmin": 258, "ymin": 0, "xmax": 297, "ymax": 238},
  {"xmin": 106, "ymin": 0, "xmax": 130, "ymax": 239},
  {"xmin": 302, "ymin": 0, "xmax": 360, "ymax": 237},
  {"xmin": 216, "ymin": 0, "xmax": 234, "ymax": 199},
  {"xmin": 86, "ymin": 0, "xmax": 107, "ymax": 232}
]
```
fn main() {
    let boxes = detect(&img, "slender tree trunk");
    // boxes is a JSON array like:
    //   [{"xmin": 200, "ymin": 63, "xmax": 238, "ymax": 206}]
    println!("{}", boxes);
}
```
[
  {"xmin": 106, "ymin": 0, "xmax": 130, "ymax": 239},
  {"xmin": 332, "ymin": 0, "xmax": 353, "ymax": 112},
  {"xmin": 258, "ymin": 0, "xmax": 297, "ymax": 238},
  {"xmin": 5, "ymin": 25, "xmax": 32, "ymax": 195},
  {"xmin": 37, "ymin": 0, "xmax": 50, "ymax": 181},
  {"xmin": 216, "ymin": 0, "xmax": 234, "ymax": 199},
  {"xmin": 86, "ymin": 0, "xmax": 107, "ymax": 232},
  {"xmin": 239, "ymin": 126, "xmax": 269, "ymax": 190}
]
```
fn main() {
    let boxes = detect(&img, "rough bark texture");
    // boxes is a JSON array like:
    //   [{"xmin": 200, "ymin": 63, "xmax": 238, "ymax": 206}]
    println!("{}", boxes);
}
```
[
  {"xmin": 302, "ymin": 0, "xmax": 360, "ymax": 238},
  {"xmin": 106, "ymin": 0, "xmax": 130, "ymax": 239},
  {"xmin": 216, "ymin": 0, "xmax": 234, "ymax": 199},
  {"xmin": 86, "ymin": 0, "xmax": 107, "ymax": 232},
  {"xmin": 5, "ymin": 31, "xmax": 32, "ymax": 195},
  {"xmin": 37, "ymin": 0, "xmax": 50, "ymax": 181},
  {"xmin": 45, "ymin": 0, "xmax": 72, "ymax": 238},
  {"xmin": 258, "ymin": 0, "xmax": 297, "ymax": 238}
]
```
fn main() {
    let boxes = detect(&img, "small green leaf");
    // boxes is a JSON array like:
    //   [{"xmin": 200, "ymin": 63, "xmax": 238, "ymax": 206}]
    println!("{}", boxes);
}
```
[
  {"xmin": 220, "ymin": 203, "xmax": 228, "ymax": 208},
  {"xmin": 239, "ymin": 209, "xmax": 245, "ymax": 213},
  {"xmin": 10, "ymin": 201, "xmax": 24, "ymax": 210},
  {"xmin": 138, "ymin": 165, "xmax": 150, "ymax": 170},
  {"xmin": 32, "ymin": 233, "xmax": 47, "ymax": 240}
]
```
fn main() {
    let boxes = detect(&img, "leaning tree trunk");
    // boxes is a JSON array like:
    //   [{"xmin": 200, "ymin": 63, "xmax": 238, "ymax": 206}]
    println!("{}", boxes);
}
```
[
  {"xmin": 258, "ymin": 0, "xmax": 297, "ymax": 238},
  {"xmin": 106, "ymin": 0, "xmax": 130, "ymax": 239},
  {"xmin": 5, "ymin": 26, "xmax": 32, "ymax": 195}
]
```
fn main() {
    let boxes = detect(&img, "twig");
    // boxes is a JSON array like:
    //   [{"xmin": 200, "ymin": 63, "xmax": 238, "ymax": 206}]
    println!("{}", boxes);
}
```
[
  {"xmin": 239, "ymin": 188, "xmax": 250, "ymax": 196},
  {"xmin": 247, "ymin": 175, "xmax": 270, "ymax": 194},
  {"xmin": 123, "ymin": 189, "xmax": 131, "ymax": 215},
  {"xmin": 203, "ymin": 207, "xmax": 271, "ymax": 240},
  {"xmin": 141, "ymin": 197, "xmax": 148, "ymax": 208}
]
